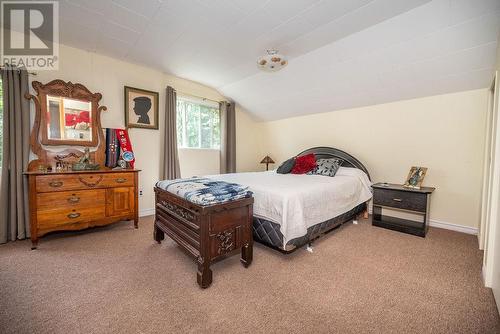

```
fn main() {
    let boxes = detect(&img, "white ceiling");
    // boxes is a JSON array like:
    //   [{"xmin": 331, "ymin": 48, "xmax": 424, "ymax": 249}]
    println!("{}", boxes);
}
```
[{"xmin": 57, "ymin": 0, "xmax": 500, "ymax": 120}]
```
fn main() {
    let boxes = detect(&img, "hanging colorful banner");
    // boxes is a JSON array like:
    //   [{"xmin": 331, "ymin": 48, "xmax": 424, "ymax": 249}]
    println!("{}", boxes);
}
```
[{"xmin": 115, "ymin": 129, "xmax": 135, "ymax": 169}]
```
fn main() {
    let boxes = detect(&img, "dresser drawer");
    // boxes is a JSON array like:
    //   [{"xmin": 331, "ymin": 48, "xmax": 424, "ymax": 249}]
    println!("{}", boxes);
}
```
[
  {"xmin": 37, "ymin": 189, "xmax": 106, "ymax": 211},
  {"xmin": 37, "ymin": 205, "xmax": 106, "ymax": 228},
  {"xmin": 101, "ymin": 173, "xmax": 135, "ymax": 188},
  {"xmin": 36, "ymin": 172, "xmax": 135, "ymax": 192},
  {"xmin": 373, "ymin": 188, "xmax": 427, "ymax": 212},
  {"xmin": 36, "ymin": 174, "xmax": 107, "ymax": 192}
]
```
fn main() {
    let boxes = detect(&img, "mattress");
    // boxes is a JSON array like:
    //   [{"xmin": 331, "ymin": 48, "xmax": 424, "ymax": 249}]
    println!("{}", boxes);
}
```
[{"xmin": 208, "ymin": 167, "xmax": 372, "ymax": 249}]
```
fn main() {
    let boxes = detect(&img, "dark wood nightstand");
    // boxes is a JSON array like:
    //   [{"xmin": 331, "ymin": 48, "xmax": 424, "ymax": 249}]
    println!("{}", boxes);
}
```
[{"xmin": 371, "ymin": 183, "xmax": 435, "ymax": 237}]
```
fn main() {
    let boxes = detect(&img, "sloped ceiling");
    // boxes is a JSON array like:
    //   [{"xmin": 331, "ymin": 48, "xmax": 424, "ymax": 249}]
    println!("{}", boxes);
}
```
[{"xmin": 58, "ymin": 0, "xmax": 500, "ymax": 120}]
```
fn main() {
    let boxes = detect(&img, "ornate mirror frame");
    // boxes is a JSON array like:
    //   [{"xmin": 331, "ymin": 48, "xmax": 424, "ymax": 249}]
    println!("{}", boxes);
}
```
[{"xmin": 25, "ymin": 80, "xmax": 107, "ymax": 171}]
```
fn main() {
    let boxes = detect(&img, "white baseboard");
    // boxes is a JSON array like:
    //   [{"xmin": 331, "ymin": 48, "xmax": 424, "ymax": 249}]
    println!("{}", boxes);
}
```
[
  {"xmin": 367, "ymin": 207, "xmax": 478, "ymax": 235},
  {"xmin": 428, "ymin": 219, "xmax": 478, "ymax": 235},
  {"xmin": 139, "ymin": 208, "xmax": 155, "ymax": 217}
]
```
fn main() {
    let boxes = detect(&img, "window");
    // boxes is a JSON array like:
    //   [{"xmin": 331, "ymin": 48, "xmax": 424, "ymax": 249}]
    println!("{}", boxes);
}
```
[{"xmin": 176, "ymin": 96, "xmax": 220, "ymax": 149}]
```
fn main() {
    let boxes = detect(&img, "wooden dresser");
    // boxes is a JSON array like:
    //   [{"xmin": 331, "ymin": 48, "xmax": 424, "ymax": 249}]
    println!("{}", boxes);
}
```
[
  {"xmin": 24, "ymin": 79, "xmax": 141, "ymax": 249},
  {"xmin": 26, "ymin": 170, "xmax": 140, "ymax": 248}
]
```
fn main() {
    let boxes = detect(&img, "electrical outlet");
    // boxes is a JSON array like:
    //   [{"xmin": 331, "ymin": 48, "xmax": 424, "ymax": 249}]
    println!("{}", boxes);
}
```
[{"xmin": 139, "ymin": 189, "xmax": 143, "ymax": 196}]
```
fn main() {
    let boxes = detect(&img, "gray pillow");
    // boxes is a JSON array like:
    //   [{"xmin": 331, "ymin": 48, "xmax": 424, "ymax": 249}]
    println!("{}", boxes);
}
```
[
  {"xmin": 277, "ymin": 158, "xmax": 295, "ymax": 174},
  {"xmin": 308, "ymin": 158, "xmax": 342, "ymax": 177}
]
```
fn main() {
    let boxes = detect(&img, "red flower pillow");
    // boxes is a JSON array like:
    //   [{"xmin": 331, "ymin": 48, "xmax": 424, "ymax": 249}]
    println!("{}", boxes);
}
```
[{"xmin": 291, "ymin": 153, "xmax": 317, "ymax": 174}]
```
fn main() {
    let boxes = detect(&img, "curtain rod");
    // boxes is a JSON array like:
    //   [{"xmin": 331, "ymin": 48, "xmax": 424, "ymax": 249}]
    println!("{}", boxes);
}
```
[
  {"xmin": 177, "ymin": 91, "xmax": 222, "ymax": 104},
  {"xmin": 0, "ymin": 66, "xmax": 37, "ymax": 75}
]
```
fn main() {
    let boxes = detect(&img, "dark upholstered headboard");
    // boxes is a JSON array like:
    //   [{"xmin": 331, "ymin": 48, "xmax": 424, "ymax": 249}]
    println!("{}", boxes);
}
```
[{"xmin": 296, "ymin": 146, "xmax": 371, "ymax": 180}]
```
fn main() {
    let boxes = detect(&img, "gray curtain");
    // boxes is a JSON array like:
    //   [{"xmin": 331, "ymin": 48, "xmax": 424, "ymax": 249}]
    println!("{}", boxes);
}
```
[
  {"xmin": 0, "ymin": 67, "xmax": 30, "ymax": 243},
  {"xmin": 162, "ymin": 86, "xmax": 181, "ymax": 180},
  {"xmin": 220, "ymin": 101, "xmax": 236, "ymax": 173}
]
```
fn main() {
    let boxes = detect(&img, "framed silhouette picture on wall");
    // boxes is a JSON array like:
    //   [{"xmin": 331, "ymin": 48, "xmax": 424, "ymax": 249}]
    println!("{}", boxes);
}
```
[{"xmin": 124, "ymin": 86, "xmax": 159, "ymax": 130}]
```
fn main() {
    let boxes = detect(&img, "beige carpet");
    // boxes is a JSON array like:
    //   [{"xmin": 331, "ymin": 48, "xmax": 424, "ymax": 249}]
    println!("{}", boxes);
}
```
[{"xmin": 0, "ymin": 216, "xmax": 498, "ymax": 334}]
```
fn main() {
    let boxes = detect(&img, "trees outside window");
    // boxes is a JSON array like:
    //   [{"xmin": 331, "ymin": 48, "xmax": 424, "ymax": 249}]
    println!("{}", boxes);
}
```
[{"xmin": 177, "ymin": 97, "xmax": 220, "ymax": 149}]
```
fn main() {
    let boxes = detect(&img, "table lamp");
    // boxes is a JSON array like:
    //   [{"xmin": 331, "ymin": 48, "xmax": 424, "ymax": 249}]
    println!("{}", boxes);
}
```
[{"xmin": 260, "ymin": 155, "xmax": 275, "ymax": 171}]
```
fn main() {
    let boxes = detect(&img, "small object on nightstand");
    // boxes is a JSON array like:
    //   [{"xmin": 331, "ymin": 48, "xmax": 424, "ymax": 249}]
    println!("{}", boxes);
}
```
[
  {"xmin": 403, "ymin": 166, "xmax": 428, "ymax": 189},
  {"xmin": 371, "ymin": 183, "xmax": 435, "ymax": 237},
  {"xmin": 260, "ymin": 155, "xmax": 275, "ymax": 171}
]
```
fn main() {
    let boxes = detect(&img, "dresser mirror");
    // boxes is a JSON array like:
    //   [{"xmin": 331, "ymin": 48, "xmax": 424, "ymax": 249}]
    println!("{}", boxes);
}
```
[
  {"xmin": 46, "ymin": 95, "xmax": 93, "ymax": 143},
  {"xmin": 39, "ymin": 83, "xmax": 99, "ymax": 147},
  {"xmin": 25, "ymin": 79, "xmax": 107, "ymax": 171}
]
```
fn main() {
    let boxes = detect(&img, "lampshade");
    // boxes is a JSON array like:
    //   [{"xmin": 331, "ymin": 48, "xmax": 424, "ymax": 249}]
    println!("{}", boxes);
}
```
[{"xmin": 260, "ymin": 155, "xmax": 275, "ymax": 164}]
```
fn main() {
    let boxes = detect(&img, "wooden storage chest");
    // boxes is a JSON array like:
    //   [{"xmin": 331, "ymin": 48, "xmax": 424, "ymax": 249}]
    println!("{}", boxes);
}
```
[{"xmin": 154, "ymin": 187, "xmax": 254, "ymax": 288}]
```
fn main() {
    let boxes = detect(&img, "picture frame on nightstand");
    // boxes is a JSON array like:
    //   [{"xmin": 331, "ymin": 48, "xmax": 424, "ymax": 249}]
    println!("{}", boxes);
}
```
[{"xmin": 403, "ymin": 166, "xmax": 427, "ymax": 189}]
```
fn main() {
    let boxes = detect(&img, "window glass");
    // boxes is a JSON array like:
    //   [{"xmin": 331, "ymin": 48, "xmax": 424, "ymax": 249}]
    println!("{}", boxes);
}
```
[{"xmin": 177, "ymin": 96, "xmax": 220, "ymax": 149}]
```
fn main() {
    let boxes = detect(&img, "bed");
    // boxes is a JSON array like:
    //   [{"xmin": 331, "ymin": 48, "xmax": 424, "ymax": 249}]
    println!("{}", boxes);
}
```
[{"xmin": 207, "ymin": 147, "xmax": 373, "ymax": 252}]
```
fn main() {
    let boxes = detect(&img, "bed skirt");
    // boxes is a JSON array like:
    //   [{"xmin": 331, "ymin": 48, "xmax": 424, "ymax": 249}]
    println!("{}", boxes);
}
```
[{"xmin": 253, "ymin": 203, "xmax": 366, "ymax": 252}]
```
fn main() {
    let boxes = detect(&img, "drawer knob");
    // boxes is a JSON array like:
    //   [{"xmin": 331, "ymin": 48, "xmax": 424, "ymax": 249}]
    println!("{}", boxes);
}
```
[
  {"xmin": 49, "ymin": 181, "xmax": 63, "ymax": 188},
  {"xmin": 115, "ymin": 178, "xmax": 127, "ymax": 183},
  {"xmin": 67, "ymin": 212, "xmax": 81, "ymax": 219},
  {"xmin": 393, "ymin": 198, "xmax": 403, "ymax": 202},
  {"xmin": 67, "ymin": 196, "xmax": 80, "ymax": 203}
]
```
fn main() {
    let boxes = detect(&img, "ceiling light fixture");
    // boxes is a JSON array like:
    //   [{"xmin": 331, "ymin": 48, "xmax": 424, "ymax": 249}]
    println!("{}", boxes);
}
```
[{"xmin": 257, "ymin": 50, "xmax": 288, "ymax": 72}]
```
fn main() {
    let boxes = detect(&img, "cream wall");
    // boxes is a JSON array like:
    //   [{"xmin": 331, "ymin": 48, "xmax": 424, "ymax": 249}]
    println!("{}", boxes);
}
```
[
  {"xmin": 32, "ymin": 43, "xmax": 262, "ymax": 215},
  {"xmin": 260, "ymin": 89, "xmax": 488, "ymax": 229},
  {"xmin": 178, "ymin": 149, "xmax": 220, "ymax": 177},
  {"xmin": 234, "ymin": 109, "xmax": 266, "ymax": 172}
]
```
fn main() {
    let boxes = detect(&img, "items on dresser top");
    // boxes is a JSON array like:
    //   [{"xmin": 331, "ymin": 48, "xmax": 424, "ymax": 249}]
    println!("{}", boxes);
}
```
[
  {"xmin": 105, "ymin": 128, "xmax": 135, "ymax": 169},
  {"xmin": 105, "ymin": 128, "xmax": 121, "ymax": 168},
  {"xmin": 154, "ymin": 182, "xmax": 253, "ymax": 288},
  {"xmin": 115, "ymin": 129, "xmax": 136, "ymax": 169},
  {"xmin": 371, "ymin": 183, "xmax": 435, "ymax": 237},
  {"xmin": 72, "ymin": 147, "xmax": 100, "ymax": 170}
]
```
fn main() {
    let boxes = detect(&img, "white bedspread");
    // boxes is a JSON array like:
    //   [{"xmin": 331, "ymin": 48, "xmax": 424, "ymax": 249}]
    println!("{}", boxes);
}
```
[{"xmin": 207, "ymin": 167, "xmax": 372, "ymax": 248}]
